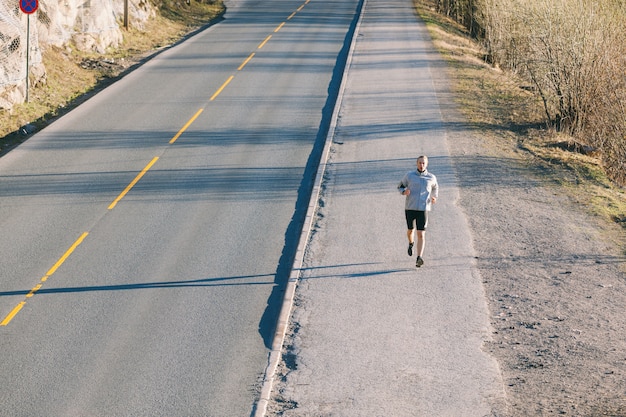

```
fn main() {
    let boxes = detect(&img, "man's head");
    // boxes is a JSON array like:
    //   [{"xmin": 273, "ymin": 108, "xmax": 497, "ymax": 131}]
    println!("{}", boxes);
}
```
[{"xmin": 417, "ymin": 155, "xmax": 428, "ymax": 172}]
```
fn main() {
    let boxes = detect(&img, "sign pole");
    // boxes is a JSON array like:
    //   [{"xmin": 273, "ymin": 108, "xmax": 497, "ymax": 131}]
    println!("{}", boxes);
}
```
[
  {"xmin": 19, "ymin": 0, "xmax": 38, "ymax": 103},
  {"xmin": 25, "ymin": 14, "xmax": 30, "ymax": 103}
]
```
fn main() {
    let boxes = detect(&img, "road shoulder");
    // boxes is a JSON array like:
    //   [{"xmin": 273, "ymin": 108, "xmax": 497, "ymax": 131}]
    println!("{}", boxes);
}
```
[{"xmin": 427, "ymin": 7, "xmax": 626, "ymax": 417}]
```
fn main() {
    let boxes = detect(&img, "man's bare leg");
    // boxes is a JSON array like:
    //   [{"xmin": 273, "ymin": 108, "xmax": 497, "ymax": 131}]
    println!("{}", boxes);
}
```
[{"xmin": 415, "ymin": 230, "xmax": 425, "ymax": 267}]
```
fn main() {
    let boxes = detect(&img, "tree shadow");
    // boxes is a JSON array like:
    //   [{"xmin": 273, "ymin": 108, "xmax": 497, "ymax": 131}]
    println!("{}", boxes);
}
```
[{"xmin": 0, "ymin": 273, "xmax": 275, "ymax": 297}]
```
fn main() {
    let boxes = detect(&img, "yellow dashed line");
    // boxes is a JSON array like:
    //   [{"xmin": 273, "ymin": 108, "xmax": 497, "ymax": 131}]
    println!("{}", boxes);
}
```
[
  {"xmin": 238, "ymin": 53, "xmax": 256, "ymax": 71},
  {"xmin": 1, "ymin": 0, "xmax": 315, "ymax": 328},
  {"xmin": 1, "ymin": 232, "xmax": 89, "ymax": 326},
  {"xmin": 258, "ymin": 34, "xmax": 272, "ymax": 49},
  {"xmin": 108, "ymin": 157, "xmax": 159, "ymax": 210}
]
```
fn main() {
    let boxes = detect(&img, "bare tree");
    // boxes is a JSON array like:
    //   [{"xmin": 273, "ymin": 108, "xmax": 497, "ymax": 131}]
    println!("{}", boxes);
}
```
[
  {"xmin": 435, "ymin": 0, "xmax": 481, "ymax": 36},
  {"xmin": 469, "ymin": 0, "xmax": 626, "ymax": 185}
]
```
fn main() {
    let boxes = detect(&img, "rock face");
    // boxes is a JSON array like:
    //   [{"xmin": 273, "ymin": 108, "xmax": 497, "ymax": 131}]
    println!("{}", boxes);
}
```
[{"xmin": 0, "ymin": 0, "xmax": 155, "ymax": 109}]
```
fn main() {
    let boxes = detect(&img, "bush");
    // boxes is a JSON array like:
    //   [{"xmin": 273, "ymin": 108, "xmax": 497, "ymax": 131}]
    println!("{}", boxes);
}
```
[{"xmin": 472, "ymin": 0, "xmax": 626, "ymax": 186}]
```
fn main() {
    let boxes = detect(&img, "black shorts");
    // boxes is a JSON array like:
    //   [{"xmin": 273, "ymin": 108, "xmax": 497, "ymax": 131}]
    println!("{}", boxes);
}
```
[{"xmin": 405, "ymin": 210, "xmax": 428, "ymax": 231}]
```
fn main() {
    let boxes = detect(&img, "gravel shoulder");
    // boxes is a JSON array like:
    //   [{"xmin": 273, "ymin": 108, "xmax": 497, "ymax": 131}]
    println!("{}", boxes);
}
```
[{"xmin": 433, "ymin": 53, "xmax": 626, "ymax": 416}]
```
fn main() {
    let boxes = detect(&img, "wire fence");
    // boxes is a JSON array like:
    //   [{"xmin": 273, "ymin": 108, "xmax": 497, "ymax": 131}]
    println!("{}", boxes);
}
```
[{"xmin": 1, "ymin": 0, "xmax": 119, "ymax": 88}]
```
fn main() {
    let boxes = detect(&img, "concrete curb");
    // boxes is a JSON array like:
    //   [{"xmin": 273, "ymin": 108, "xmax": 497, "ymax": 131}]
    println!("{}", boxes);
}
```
[{"xmin": 252, "ymin": 1, "xmax": 367, "ymax": 415}]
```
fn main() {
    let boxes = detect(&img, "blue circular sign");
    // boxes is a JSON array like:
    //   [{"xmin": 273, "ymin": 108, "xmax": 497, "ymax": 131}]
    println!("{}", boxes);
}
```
[{"xmin": 19, "ymin": 0, "xmax": 38, "ymax": 14}]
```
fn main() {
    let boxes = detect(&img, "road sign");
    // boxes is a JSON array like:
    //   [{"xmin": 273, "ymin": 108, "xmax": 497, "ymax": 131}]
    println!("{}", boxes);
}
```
[{"xmin": 19, "ymin": 0, "xmax": 38, "ymax": 14}]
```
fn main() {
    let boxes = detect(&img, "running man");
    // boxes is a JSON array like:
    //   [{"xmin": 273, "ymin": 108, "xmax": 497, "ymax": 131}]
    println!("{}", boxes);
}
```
[{"xmin": 398, "ymin": 155, "xmax": 438, "ymax": 267}]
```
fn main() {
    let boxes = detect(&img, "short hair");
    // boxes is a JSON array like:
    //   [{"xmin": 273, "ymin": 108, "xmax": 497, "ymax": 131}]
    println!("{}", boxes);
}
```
[{"xmin": 417, "ymin": 155, "xmax": 428, "ymax": 162}]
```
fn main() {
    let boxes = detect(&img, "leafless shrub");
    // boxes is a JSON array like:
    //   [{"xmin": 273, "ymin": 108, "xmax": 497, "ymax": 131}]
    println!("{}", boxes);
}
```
[
  {"xmin": 434, "ymin": 0, "xmax": 482, "ymax": 36},
  {"xmin": 469, "ymin": 0, "xmax": 626, "ymax": 186}
]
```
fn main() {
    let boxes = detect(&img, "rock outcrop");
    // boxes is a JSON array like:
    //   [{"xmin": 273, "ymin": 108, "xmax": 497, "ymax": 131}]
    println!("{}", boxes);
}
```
[{"xmin": 0, "ymin": 0, "xmax": 155, "ymax": 109}]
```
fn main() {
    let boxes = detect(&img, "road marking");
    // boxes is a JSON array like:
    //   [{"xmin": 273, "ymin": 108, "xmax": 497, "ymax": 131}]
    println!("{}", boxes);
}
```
[
  {"xmin": 0, "ymin": 232, "xmax": 89, "ymax": 326},
  {"xmin": 1, "ymin": 0, "xmax": 313, "ymax": 329},
  {"xmin": 1, "ymin": 302, "xmax": 25, "ymax": 326},
  {"xmin": 169, "ymin": 108, "xmax": 203, "ymax": 144},
  {"xmin": 258, "ymin": 35, "xmax": 272, "ymax": 49},
  {"xmin": 46, "ymin": 232, "xmax": 89, "ymax": 276},
  {"xmin": 108, "ymin": 157, "xmax": 159, "ymax": 210},
  {"xmin": 26, "ymin": 284, "xmax": 42, "ymax": 298},
  {"xmin": 210, "ymin": 75, "xmax": 235, "ymax": 101},
  {"xmin": 238, "ymin": 53, "xmax": 255, "ymax": 71},
  {"xmin": 211, "ymin": 3, "xmax": 308, "ymax": 102}
]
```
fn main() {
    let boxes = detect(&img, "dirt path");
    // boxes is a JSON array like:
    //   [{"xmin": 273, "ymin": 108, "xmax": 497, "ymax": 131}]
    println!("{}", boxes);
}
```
[{"xmin": 437, "ymin": 75, "xmax": 626, "ymax": 415}]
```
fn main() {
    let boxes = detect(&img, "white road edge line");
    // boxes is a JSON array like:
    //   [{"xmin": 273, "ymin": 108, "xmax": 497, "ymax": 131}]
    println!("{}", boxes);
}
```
[{"xmin": 252, "ymin": 1, "xmax": 367, "ymax": 415}]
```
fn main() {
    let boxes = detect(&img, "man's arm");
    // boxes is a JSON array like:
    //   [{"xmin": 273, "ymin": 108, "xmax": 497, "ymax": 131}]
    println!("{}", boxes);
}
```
[
  {"xmin": 398, "ymin": 175, "xmax": 409, "ymax": 195},
  {"xmin": 431, "ymin": 177, "xmax": 438, "ymax": 203}
]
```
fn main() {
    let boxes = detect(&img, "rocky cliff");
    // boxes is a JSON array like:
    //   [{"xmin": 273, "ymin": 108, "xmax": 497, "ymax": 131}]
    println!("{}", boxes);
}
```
[{"xmin": 0, "ymin": 0, "xmax": 155, "ymax": 109}]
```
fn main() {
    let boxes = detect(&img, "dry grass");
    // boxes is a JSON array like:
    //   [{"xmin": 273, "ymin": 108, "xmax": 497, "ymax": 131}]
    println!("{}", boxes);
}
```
[
  {"xmin": 413, "ymin": 0, "xmax": 626, "ymax": 240},
  {"xmin": 0, "ymin": 1, "xmax": 224, "ymax": 155}
]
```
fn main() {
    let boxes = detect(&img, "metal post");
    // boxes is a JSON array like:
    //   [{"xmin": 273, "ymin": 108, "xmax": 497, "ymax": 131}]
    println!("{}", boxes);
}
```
[{"xmin": 25, "ymin": 14, "xmax": 30, "ymax": 103}]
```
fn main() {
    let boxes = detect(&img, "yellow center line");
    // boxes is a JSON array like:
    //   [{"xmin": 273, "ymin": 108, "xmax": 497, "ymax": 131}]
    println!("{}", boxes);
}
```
[
  {"xmin": 1, "ymin": 302, "xmax": 25, "ymax": 326},
  {"xmin": 1, "ymin": 0, "xmax": 314, "ymax": 328},
  {"xmin": 108, "ymin": 157, "xmax": 159, "ymax": 210},
  {"xmin": 238, "ymin": 53, "xmax": 256, "ymax": 71},
  {"xmin": 1, "ymin": 232, "xmax": 89, "ymax": 326},
  {"xmin": 46, "ymin": 232, "xmax": 89, "ymax": 276},
  {"xmin": 211, "ymin": 75, "xmax": 235, "ymax": 101},
  {"xmin": 258, "ymin": 35, "xmax": 272, "ymax": 49},
  {"xmin": 170, "ymin": 109, "xmax": 203, "ymax": 144},
  {"xmin": 26, "ymin": 284, "xmax": 42, "ymax": 298}
]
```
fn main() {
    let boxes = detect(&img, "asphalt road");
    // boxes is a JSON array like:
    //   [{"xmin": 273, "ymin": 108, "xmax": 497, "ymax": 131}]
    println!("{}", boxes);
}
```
[{"xmin": 0, "ymin": 0, "xmax": 361, "ymax": 415}]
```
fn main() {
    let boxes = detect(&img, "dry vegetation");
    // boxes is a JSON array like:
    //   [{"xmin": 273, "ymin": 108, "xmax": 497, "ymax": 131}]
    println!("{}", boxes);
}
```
[
  {"xmin": 429, "ymin": 0, "xmax": 626, "ymax": 186},
  {"xmin": 477, "ymin": 0, "xmax": 626, "ymax": 186},
  {"xmin": 414, "ymin": 0, "xmax": 626, "ymax": 243},
  {"xmin": 0, "ymin": 0, "xmax": 224, "ymax": 156}
]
